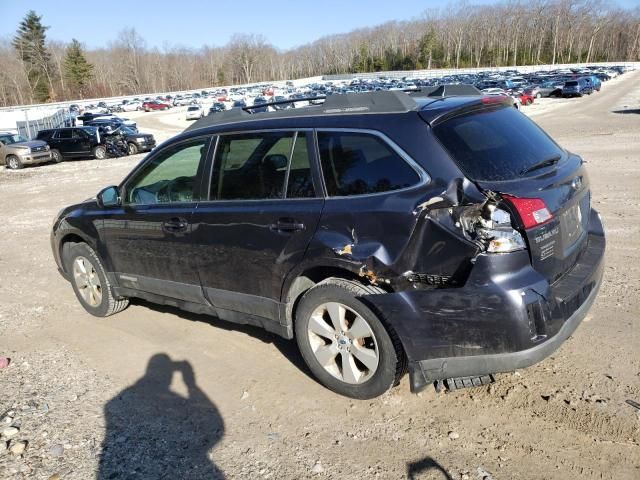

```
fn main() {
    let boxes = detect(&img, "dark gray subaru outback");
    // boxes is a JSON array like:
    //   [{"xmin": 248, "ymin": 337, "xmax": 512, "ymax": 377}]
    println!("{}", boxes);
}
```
[{"xmin": 51, "ymin": 89, "xmax": 605, "ymax": 399}]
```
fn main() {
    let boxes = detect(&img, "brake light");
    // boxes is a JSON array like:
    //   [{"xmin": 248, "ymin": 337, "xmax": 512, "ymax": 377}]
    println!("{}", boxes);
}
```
[{"xmin": 503, "ymin": 195, "xmax": 553, "ymax": 229}]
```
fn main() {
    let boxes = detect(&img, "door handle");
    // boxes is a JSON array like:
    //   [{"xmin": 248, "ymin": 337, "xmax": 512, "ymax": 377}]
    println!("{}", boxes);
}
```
[
  {"xmin": 162, "ymin": 217, "xmax": 188, "ymax": 233},
  {"xmin": 271, "ymin": 219, "xmax": 305, "ymax": 232}
]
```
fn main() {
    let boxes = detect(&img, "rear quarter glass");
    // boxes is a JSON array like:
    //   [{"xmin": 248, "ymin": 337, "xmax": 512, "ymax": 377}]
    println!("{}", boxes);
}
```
[{"xmin": 433, "ymin": 106, "xmax": 564, "ymax": 182}]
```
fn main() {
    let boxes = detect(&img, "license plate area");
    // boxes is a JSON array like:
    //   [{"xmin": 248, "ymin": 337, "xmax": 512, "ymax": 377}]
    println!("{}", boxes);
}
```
[{"xmin": 560, "ymin": 193, "xmax": 590, "ymax": 251}]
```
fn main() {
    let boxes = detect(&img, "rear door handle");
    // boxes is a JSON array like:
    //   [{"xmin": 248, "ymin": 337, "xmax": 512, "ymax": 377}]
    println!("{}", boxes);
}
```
[
  {"xmin": 271, "ymin": 219, "xmax": 305, "ymax": 232},
  {"xmin": 162, "ymin": 217, "xmax": 189, "ymax": 233}
]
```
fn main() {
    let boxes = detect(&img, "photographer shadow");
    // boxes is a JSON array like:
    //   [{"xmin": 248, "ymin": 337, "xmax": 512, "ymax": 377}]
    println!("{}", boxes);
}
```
[{"xmin": 98, "ymin": 354, "xmax": 225, "ymax": 479}]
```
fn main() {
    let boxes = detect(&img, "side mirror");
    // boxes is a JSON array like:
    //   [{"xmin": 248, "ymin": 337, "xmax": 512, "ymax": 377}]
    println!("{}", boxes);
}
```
[{"xmin": 97, "ymin": 186, "xmax": 121, "ymax": 208}]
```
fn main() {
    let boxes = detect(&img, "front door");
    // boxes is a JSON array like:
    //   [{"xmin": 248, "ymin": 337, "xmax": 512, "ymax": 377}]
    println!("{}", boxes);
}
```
[
  {"xmin": 99, "ymin": 136, "xmax": 212, "ymax": 303},
  {"xmin": 192, "ymin": 131, "xmax": 324, "ymax": 322}
]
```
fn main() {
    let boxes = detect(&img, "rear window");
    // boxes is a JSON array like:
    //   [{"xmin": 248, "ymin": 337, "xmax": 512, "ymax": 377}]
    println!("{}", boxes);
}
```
[
  {"xmin": 433, "ymin": 106, "xmax": 563, "ymax": 182},
  {"xmin": 565, "ymin": 81, "xmax": 578, "ymax": 86},
  {"xmin": 187, "ymin": 106, "xmax": 200, "ymax": 111}
]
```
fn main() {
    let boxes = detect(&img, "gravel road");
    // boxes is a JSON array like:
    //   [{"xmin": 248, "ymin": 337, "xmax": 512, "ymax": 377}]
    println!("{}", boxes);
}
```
[{"xmin": 1, "ymin": 73, "xmax": 639, "ymax": 480}]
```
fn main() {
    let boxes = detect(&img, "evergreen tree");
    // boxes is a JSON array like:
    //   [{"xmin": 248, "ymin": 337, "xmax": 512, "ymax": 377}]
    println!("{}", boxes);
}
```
[
  {"xmin": 12, "ymin": 10, "xmax": 53, "ymax": 103},
  {"xmin": 63, "ymin": 39, "xmax": 94, "ymax": 98}
]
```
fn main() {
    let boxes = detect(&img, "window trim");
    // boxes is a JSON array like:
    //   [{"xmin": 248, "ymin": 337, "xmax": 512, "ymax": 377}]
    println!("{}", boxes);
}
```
[
  {"xmin": 314, "ymin": 128, "xmax": 430, "ymax": 200},
  {"xmin": 120, "ymin": 135, "xmax": 213, "ymax": 207},
  {"xmin": 202, "ymin": 128, "xmax": 321, "ymax": 203}
]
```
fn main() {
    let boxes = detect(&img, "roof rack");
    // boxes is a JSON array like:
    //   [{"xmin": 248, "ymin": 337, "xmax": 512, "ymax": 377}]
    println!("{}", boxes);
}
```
[{"xmin": 185, "ymin": 90, "xmax": 419, "ymax": 132}]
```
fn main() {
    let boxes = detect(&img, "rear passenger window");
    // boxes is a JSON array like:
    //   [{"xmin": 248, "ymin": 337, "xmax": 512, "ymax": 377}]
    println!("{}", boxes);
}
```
[
  {"xmin": 55, "ymin": 130, "xmax": 73, "ymax": 139},
  {"xmin": 317, "ymin": 132, "xmax": 420, "ymax": 196},
  {"xmin": 210, "ymin": 132, "xmax": 315, "ymax": 200}
]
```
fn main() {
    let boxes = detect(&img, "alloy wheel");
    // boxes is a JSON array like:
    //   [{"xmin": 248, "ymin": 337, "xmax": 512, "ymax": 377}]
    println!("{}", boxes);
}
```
[
  {"xmin": 72, "ymin": 256, "xmax": 102, "ymax": 307},
  {"xmin": 8, "ymin": 157, "xmax": 19, "ymax": 169},
  {"xmin": 307, "ymin": 302, "xmax": 379, "ymax": 384}
]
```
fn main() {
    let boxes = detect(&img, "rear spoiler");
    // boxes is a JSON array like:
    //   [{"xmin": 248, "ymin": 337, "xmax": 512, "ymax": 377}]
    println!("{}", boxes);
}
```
[{"xmin": 409, "ymin": 84, "xmax": 482, "ymax": 97}]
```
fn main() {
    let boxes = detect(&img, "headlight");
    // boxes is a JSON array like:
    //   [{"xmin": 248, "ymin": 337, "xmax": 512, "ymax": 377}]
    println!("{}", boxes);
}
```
[
  {"xmin": 45, "ymin": 145, "xmax": 50, "ymax": 151},
  {"xmin": 21, "ymin": 147, "xmax": 32, "ymax": 154}
]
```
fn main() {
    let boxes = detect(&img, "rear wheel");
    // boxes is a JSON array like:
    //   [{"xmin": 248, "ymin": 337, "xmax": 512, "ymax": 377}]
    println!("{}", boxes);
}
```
[
  {"xmin": 93, "ymin": 145, "xmax": 106, "ymax": 160},
  {"xmin": 295, "ymin": 278, "xmax": 405, "ymax": 399},
  {"xmin": 51, "ymin": 149, "xmax": 63, "ymax": 163},
  {"xmin": 65, "ymin": 242, "xmax": 129, "ymax": 317},
  {"xmin": 127, "ymin": 142, "xmax": 138, "ymax": 155},
  {"xmin": 6, "ymin": 155, "xmax": 23, "ymax": 170}
]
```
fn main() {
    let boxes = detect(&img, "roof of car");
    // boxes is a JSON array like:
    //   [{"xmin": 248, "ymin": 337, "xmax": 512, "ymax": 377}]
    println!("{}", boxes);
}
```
[{"xmin": 184, "ymin": 86, "xmax": 487, "ymax": 134}]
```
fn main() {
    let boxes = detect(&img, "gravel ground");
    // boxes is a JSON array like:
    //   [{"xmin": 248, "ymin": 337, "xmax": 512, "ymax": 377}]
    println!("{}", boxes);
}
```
[{"xmin": 1, "ymin": 72, "xmax": 639, "ymax": 480}]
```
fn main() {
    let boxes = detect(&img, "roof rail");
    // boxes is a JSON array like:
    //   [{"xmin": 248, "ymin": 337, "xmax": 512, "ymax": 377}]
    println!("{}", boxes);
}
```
[{"xmin": 185, "ymin": 90, "xmax": 418, "ymax": 132}]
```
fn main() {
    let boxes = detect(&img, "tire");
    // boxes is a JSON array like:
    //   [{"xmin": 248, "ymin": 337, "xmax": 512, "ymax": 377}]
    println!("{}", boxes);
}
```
[
  {"xmin": 127, "ymin": 142, "xmax": 138, "ymax": 155},
  {"xmin": 93, "ymin": 145, "xmax": 106, "ymax": 160},
  {"xmin": 535, "ymin": 92, "xmax": 542, "ymax": 99},
  {"xmin": 51, "ymin": 149, "xmax": 63, "ymax": 163},
  {"xmin": 64, "ymin": 242, "xmax": 129, "ymax": 317},
  {"xmin": 526, "ymin": 99, "xmax": 533, "ymax": 106},
  {"xmin": 5, "ymin": 155, "xmax": 23, "ymax": 170},
  {"xmin": 295, "ymin": 278, "xmax": 405, "ymax": 399}
]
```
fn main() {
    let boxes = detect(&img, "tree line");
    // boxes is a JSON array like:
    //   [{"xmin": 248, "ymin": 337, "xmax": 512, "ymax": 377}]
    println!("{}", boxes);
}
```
[{"xmin": 1, "ymin": 0, "xmax": 639, "ymax": 107}]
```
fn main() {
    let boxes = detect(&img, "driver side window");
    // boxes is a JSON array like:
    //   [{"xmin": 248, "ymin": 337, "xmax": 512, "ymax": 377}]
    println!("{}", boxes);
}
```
[{"xmin": 125, "ymin": 137, "xmax": 209, "ymax": 205}]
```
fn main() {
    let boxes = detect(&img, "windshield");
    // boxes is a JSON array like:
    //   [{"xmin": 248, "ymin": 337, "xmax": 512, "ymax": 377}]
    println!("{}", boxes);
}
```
[
  {"xmin": 433, "ymin": 106, "xmax": 564, "ymax": 182},
  {"xmin": 0, "ymin": 134, "xmax": 27, "ymax": 145}
]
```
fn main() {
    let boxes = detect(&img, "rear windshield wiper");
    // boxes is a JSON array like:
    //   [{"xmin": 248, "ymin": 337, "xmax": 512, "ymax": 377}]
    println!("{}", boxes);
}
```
[{"xmin": 520, "ymin": 154, "xmax": 562, "ymax": 175}]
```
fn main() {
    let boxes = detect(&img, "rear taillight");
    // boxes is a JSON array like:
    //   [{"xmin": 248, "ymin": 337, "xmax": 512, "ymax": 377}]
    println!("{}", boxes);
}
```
[{"xmin": 503, "ymin": 195, "xmax": 553, "ymax": 229}]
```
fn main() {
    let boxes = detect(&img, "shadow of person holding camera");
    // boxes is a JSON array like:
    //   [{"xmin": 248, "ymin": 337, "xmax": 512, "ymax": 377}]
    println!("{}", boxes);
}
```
[{"xmin": 98, "ymin": 354, "xmax": 225, "ymax": 479}]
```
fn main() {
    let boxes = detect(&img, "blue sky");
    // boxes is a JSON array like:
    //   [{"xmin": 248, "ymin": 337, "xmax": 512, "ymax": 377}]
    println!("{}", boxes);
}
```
[{"xmin": 1, "ymin": 0, "xmax": 638, "ymax": 50}]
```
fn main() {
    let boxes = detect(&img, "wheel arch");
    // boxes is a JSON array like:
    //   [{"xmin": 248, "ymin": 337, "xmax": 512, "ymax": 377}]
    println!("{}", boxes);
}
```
[
  {"xmin": 58, "ymin": 231, "xmax": 98, "ymax": 275},
  {"xmin": 282, "ymin": 263, "xmax": 392, "ymax": 331}
]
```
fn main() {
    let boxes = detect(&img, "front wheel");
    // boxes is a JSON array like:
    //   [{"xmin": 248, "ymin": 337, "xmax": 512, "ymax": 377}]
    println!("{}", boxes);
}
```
[
  {"xmin": 93, "ymin": 145, "xmax": 106, "ymax": 160},
  {"xmin": 295, "ymin": 278, "xmax": 405, "ymax": 399},
  {"xmin": 6, "ymin": 155, "xmax": 23, "ymax": 170},
  {"xmin": 64, "ymin": 242, "xmax": 129, "ymax": 317},
  {"xmin": 51, "ymin": 149, "xmax": 63, "ymax": 163}
]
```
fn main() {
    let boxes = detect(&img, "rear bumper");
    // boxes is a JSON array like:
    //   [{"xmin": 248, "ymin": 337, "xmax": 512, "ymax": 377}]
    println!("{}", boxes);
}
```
[{"xmin": 364, "ymin": 209, "xmax": 605, "ymax": 392}]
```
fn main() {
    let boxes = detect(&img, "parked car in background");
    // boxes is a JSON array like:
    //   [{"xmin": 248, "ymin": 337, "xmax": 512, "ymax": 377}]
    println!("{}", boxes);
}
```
[
  {"xmin": 108, "ymin": 126, "xmax": 156, "ymax": 155},
  {"xmin": 562, "ymin": 78, "xmax": 593, "ymax": 97},
  {"xmin": 537, "ymin": 80, "xmax": 563, "ymax": 98},
  {"xmin": 118, "ymin": 101, "xmax": 143, "ymax": 112},
  {"xmin": 186, "ymin": 105, "xmax": 204, "ymax": 120},
  {"xmin": 143, "ymin": 100, "xmax": 171, "ymax": 112},
  {"xmin": 515, "ymin": 91, "xmax": 534, "ymax": 106},
  {"xmin": 0, "ymin": 131, "xmax": 52, "ymax": 169},
  {"xmin": 481, "ymin": 88, "xmax": 520, "ymax": 109},
  {"xmin": 173, "ymin": 96, "xmax": 194, "ymax": 106},
  {"xmin": 583, "ymin": 75, "xmax": 602, "ymax": 92},
  {"xmin": 37, "ymin": 126, "xmax": 107, "ymax": 160},
  {"xmin": 84, "ymin": 117, "xmax": 138, "ymax": 133},
  {"xmin": 208, "ymin": 103, "xmax": 227, "ymax": 115}
]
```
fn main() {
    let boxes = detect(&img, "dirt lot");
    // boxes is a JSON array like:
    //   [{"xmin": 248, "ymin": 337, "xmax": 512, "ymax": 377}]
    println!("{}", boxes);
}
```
[{"xmin": 1, "ymin": 73, "xmax": 639, "ymax": 480}]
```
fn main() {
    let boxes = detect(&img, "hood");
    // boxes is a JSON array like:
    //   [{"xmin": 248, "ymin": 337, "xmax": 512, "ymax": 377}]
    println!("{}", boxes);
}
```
[{"xmin": 14, "ymin": 140, "xmax": 48, "ymax": 149}]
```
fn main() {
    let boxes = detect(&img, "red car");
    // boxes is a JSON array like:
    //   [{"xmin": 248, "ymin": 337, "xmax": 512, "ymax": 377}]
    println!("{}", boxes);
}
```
[
  {"xmin": 142, "ymin": 100, "xmax": 171, "ymax": 112},
  {"xmin": 516, "ymin": 92, "xmax": 534, "ymax": 106}
]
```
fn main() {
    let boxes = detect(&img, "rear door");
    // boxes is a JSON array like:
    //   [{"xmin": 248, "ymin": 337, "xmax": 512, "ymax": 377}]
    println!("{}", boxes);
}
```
[
  {"xmin": 431, "ymin": 105, "xmax": 591, "ymax": 283},
  {"xmin": 191, "ymin": 130, "xmax": 323, "ymax": 322},
  {"xmin": 72, "ymin": 128, "xmax": 93, "ymax": 154}
]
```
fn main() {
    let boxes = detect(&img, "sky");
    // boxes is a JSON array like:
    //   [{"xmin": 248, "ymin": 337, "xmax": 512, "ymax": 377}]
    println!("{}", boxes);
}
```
[{"xmin": 1, "ymin": 0, "xmax": 639, "ymax": 51}]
